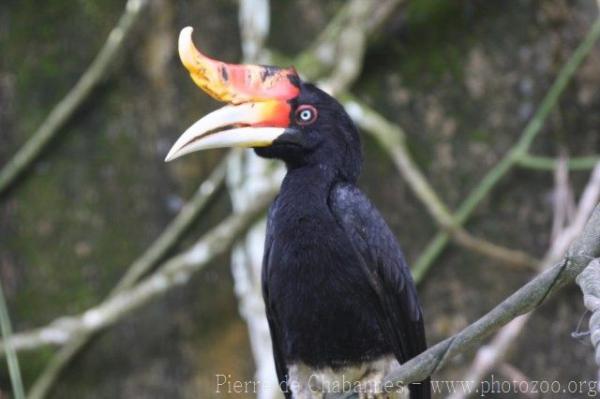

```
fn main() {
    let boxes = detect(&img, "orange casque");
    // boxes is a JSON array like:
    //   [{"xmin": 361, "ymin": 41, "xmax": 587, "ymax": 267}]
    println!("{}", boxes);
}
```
[{"xmin": 178, "ymin": 27, "xmax": 300, "ymax": 106}]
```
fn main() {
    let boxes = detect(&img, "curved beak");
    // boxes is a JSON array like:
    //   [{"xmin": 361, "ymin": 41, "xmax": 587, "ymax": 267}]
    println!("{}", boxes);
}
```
[
  {"xmin": 165, "ymin": 100, "xmax": 290, "ymax": 162},
  {"xmin": 165, "ymin": 26, "xmax": 299, "ymax": 162}
]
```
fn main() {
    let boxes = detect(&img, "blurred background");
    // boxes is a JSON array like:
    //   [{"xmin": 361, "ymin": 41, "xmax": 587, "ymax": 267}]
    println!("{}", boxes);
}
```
[{"xmin": 1, "ymin": 0, "xmax": 600, "ymax": 398}]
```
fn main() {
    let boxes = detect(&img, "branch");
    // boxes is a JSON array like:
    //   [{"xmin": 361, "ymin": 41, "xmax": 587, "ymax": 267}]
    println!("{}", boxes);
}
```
[
  {"xmin": 262, "ymin": 1, "xmax": 539, "ymax": 282},
  {"xmin": 342, "ymin": 96, "xmax": 540, "ymax": 277},
  {"xmin": 550, "ymin": 154, "xmax": 577, "ymax": 244},
  {"xmin": 26, "ymin": 155, "xmax": 229, "ymax": 399},
  {"xmin": 21, "ymin": 2, "xmax": 399, "ymax": 393},
  {"xmin": 277, "ymin": 9, "xmax": 548, "ymax": 276},
  {"xmin": 0, "ymin": 187, "xmax": 276, "ymax": 356},
  {"xmin": 519, "ymin": 154, "xmax": 600, "ymax": 171},
  {"xmin": 226, "ymin": 2, "xmax": 283, "ymax": 399},
  {"xmin": 576, "ymin": 258, "xmax": 600, "ymax": 367},
  {"xmin": 378, "ymin": 203, "xmax": 600, "ymax": 392},
  {"xmin": 0, "ymin": 0, "xmax": 149, "ymax": 198},
  {"xmin": 13, "ymin": 1, "xmax": 599, "ymax": 395},
  {"xmin": 112, "ymin": 157, "xmax": 228, "ymax": 293},
  {"xmin": 546, "ymin": 163, "xmax": 600, "ymax": 262},
  {"xmin": 271, "ymin": 1, "xmax": 540, "ymax": 280},
  {"xmin": 293, "ymin": 0, "xmax": 404, "ymax": 81},
  {"xmin": 447, "ymin": 161, "xmax": 600, "ymax": 399},
  {"xmin": 315, "ymin": 1, "xmax": 369, "ymax": 94},
  {"xmin": 411, "ymin": 15, "xmax": 600, "ymax": 279},
  {"xmin": 446, "ymin": 315, "xmax": 530, "ymax": 399},
  {"xmin": 498, "ymin": 363, "xmax": 538, "ymax": 399},
  {"xmin": 0, "ymin": 279, "xmax": 25, "ymax": 399}
]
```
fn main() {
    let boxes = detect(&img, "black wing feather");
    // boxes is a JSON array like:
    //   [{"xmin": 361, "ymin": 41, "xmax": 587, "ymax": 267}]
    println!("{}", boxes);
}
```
[
  {"xmin": 329, "ymin": 182, "xmax": 430, "ymax": 399},
  {"xmin": 261, "ymin": 198, "xmax": 292, "ymax": 399}
]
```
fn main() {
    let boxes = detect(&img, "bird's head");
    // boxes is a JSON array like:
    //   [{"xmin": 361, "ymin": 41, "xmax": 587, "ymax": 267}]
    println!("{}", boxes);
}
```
[{"xmin": 165, "ymin": 27, "xmax": 361, "ymax": 181}]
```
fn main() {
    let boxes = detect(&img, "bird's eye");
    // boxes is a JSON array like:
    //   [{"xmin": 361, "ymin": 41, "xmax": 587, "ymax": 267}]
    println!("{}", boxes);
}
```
[{"xmin": 295, "ymin": 105, "xmax": 318, "ymax": 125}]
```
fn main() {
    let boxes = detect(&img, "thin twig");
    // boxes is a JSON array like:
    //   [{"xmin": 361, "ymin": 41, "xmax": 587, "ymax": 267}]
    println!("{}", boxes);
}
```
[
  {"xmin": 27, "ymin": 336, "xmax": 87, "ymax": 399},
  {"xmin": 26, "ymin": 155, "xmax": 229, "ymax": 399},
  {"xmin": 411, "ymin": 16, "xmax": 600, "ymax": 279},
  {"xmin": 519, "ymin": 154, "xmax": 600, "ymax": 171},
  {"xmin": 0, "ymin": 0, "xmax": 149, "ymax": 198},
  {"xmin": 293, "ymin": 0, "xmax": 404, "ymax": 81},
  {"xmin": 546, "ymin": 163, "xmax": 600, "ymax": 263},
  {"xmin": 227, "ymin": 2, "xmax": 283, "ymax": 399},
  {"xmin": 10, "ymin": 0, "xmax": 600, "ymax": 396},
  {"xmin": 446, "ymin": 315, "xmax": 530, "ymax": 399},
  {"xmin": 0, "ymin": 280, "xmax": 25, "ymax": 399},
  {"xmin": 0, "ymin": 187, "xmax": 276, "ymax": 356},
  {"xmin": 316, "ymin": 0, "xmax": 369, "ymax": 93},
  {"xmin": 379, "ymin": 203, "xmax": 600, "ymax": 393},
  {"xmin": 8, "ymin": 199, "xmax": 600, "ymax": 399},
  {"xmin": 112, "ymin": 158, "xmax": 228, "ymax": 293},
  {"xmin": 329, "ymin": 203, "xmax": 600, "ymax": 399},
  {"xmin": 343, "ymin": 96, "xmax": 540, "ymax": 276},
  {"xmin": 266, "ymin": 0, "xmax": 542, "ymax": 280},
  {"xmin": 498, "ymin": 363, "xmax": 538, "ymax": 399},
  {"xmin": 576, "ymin": 258, "xmax": 600, "ymax": 367},
  {"xmin": 26, "ymin": 2, "xmax": 399, "ymax": 395},
  {"xmin": 448, "ymin": 162, "xmax": 600, "ymax": 399},
  {"xmin": 550, "ymin": 154, "xmax": 576, "ymax": 243}
]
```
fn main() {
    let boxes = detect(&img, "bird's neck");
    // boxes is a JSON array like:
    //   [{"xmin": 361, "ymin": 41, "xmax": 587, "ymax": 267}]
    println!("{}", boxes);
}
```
[{"xmin": 280, "ymin": 164, "xmax": 340, "ymax": 203}]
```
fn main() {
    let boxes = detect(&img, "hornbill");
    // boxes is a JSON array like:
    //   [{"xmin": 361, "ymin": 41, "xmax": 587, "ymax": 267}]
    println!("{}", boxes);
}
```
[{"xmin": 166, "ymin": 27, "xmax": 430, "ymax": 399}]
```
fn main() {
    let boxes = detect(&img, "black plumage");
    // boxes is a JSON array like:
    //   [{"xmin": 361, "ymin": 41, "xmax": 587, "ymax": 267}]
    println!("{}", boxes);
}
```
[
  {"xmin": 167, "ymin": 32, "xmax": 430, "ymax": 399},
  {"xmin": 257, "ymin": 83, "xmax": 430, "ymax": 399}
]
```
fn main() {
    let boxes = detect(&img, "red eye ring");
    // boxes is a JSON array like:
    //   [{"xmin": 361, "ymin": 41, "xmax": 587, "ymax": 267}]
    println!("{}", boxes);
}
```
[{"xmin": 295, "ymin": 104, "xmax": 318, "ymax": 125}]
